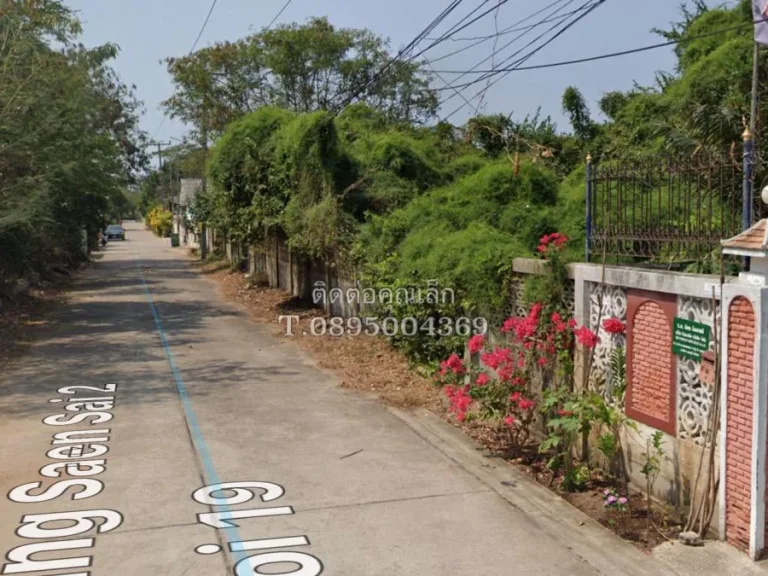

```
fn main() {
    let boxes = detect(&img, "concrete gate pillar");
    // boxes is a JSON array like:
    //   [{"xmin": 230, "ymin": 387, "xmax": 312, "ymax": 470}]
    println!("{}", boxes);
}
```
[{"xmin": 720, "ymin": 221, "xmax": 768, "ymax": 559}]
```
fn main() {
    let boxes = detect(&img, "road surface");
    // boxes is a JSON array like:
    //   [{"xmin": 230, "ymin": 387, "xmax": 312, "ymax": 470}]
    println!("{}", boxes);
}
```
[{"xmin": 0, "ymin": 222, "xmax": 670, "ymax": 575}]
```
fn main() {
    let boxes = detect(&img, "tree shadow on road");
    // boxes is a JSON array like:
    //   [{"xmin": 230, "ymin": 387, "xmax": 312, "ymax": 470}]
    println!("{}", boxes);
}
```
[{"xmin": 0, "ymin": 253, "xmax": 310, "ymax": 418}]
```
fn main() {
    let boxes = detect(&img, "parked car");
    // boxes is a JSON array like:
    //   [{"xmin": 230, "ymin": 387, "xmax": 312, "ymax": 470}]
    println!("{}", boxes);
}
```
[{"xmin": 105, "ymin": 224, "xmax": 125, "ymax": 241}]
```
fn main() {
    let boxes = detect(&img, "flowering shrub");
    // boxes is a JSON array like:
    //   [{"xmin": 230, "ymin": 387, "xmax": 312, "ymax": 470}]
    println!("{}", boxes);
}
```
[
  {"xmin": 435, "ymin": 232, "xmax": 637, "ymax": 493},
  {"xmin": 537, "ymin": 232, "xmax": 568, "ymax": 253},
  {"xmin": 147, "ymin": 206, "xmax": 173, "ymax": 237},
  {"xmin": 436, "ymin": 233, "xmax": 601, "ymax": 457}
]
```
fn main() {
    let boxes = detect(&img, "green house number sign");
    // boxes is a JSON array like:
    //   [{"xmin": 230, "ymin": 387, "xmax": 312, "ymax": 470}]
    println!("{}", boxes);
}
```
[{"xmin": 672, "ymin": 318, "xmax": 711, "ymax": 361}]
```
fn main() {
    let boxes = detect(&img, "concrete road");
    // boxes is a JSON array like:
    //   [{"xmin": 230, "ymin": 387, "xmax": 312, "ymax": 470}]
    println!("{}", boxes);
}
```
[{"xmin": 0, "ymin": 222, "xmax": 673, "ymax": 575}]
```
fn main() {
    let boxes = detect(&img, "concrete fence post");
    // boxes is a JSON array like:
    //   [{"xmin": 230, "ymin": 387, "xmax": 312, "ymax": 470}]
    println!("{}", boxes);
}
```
[{"xmin": 719, "ymin": 282, "xmax": 768, "ymax": 559}]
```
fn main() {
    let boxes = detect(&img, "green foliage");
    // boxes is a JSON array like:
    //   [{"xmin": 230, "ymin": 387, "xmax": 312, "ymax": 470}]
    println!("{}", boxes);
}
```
[
  {"xmin": 562, "ymin": 87, "xmax": 598, "ymax": 142},
  {"xmin": 360, "ymin": 160, "xmax": 558, "ymax": 319},
  {"xmin": 162, "ymin": 16, "xmax": 438, "ymax": 143},
  {"xmin": 0, "ymin": 1, "xmax": 146, "ymax": 286},
  {"xmin": 641, "ymin": 430, "xmax": 666, "ymax": 519}
]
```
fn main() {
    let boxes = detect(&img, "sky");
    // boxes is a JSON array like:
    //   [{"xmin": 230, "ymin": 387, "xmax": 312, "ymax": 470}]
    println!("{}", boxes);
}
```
[{"xmin": 67, "ymin": 0, "xmax": 735, "ymax": 156}]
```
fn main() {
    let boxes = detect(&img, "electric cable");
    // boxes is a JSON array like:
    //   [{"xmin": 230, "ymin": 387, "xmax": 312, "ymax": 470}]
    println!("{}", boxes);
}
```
[
  {"xmin": 440, "ymin": 0, "xmax": 607, "ymax": 119},
  {"xmin": 429, "ymin": 18, "xmax": 760, "ymax": 74},
  {"xmin": 433, "ymin": 0, "xmax": 580, "ymax": 103},
  {"xmin": 152, "ymin": 0, "xmax": 222, "ymax": 143},
  {"xmin": 426, "ymin": 2, "xmax": 582, "ymax": 66},
  {"xmin": 328, "ymin": 0, "xmax": 469, "ymax": 113},
  {"xmin": 266, "ymin": 0, "xmax": 293, "ymax": 30}
]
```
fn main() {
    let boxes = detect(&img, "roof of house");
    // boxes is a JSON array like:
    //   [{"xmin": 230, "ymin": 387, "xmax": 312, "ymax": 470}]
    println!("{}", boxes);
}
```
[
  {"xmin": 721, "ymin": 219, "xmax": 768, "ymax": 255},
  {"xmin": 179, "ymin": 178, "xmax": 203, "ymax": 207}
]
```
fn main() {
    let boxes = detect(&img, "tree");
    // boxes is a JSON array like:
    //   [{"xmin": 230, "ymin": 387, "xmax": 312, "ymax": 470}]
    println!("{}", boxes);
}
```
[
  {"xmin": 162, "ymin": 17, "xmax": 438, "ymax": 141},
  {"xmin": 0, "ymin": 0, "xmax": 147, "ymax": 283},
  {"xmin": 562, "ymin": 86, "xmax": 598, "ymax": 143}
]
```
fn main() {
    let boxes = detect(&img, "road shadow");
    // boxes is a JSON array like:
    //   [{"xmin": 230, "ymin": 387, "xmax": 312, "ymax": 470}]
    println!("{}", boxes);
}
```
[{"xmin": 0, "ymin": 248, "xmax": 306, "ymax": 417}]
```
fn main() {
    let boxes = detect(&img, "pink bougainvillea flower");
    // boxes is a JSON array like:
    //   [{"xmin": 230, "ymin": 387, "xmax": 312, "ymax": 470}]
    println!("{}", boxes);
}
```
[
  {"xmin": 445, "ymin": 353, "xmax": 466, "ymax": 374},
  {"xmin": 481, "ymin": 350, "xmax": 501, "ymax": 370},
  {"xmin": 468, "ymin": 334, "xmax": 486, "ymax": 354},
  {"xmin": 558, "ymin": 409, "xmax": 574, "ymax": 417},
  {"xmin": 537, "ymin": 356, "xmax": 548, "ymax": 367},
  {"xmin": 568, "ymin": 318, "xmax": 578, "ymax": 328},
  {"xmin": 551, "ymin": 312, "xmax": 562, "ymax": 324},
  {"xmin": 509, "ymin": 392, "xmax": 522, "ymax": 403},
  {"xmin": 602, "ymin": 317, "xmax": 626, "ymax": 335},
  {"xmin": 497, "ymin": 364, "xmax": 515, "ymax": 382},
  {"xmin": 574, "ymin": 326, "xmax": 599, "ymax": 348},
  {"xmin": 448, "ymin": 385, "xmax": 472, "ymax": 421},
  {"xmin": 538, "ymin": 232, "xmax": 568, "ymax": 253},
  {"xmin": 504, "ymin": 415, "xmax": 516, "ymax": 427},
  {"xmin": 555, "ymin": 321, "xmax": 567, "ymax": 333},
  {"xmin": 518, "ymin": 398, "xmax": 536, "ymax": 411},
  {"xmin": 476, "ymin": 373, "xmax": 490, "ymax": 387},
  {"xmin": 481, "ymin": 347, "xmax": 511, "ymax": 371}
]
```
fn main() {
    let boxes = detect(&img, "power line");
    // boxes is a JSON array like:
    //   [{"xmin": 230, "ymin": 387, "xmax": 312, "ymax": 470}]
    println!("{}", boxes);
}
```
[
  {"xmin": 151, "ymin": 0, "xmax": 222, "ymax": 142},
  {"xmin": 475, "ymin": 0, "xmax": 502, "ymax": 114},
  {"xmin": 328, "ymin": 0, "xmax": 469, "ymax": 113},
  {"xmin": 266, "ymin": 0, "xmax": 293, "ymax": 30},
  {"xmin": 433, "ymin": 0, "xmax": 578, "ymax": 100},
  {"xmin": 408, "ymin": 0, "xmax": 508, "ymax": 63},
  {"xmin": 439, "ymin": 0, "xmax": 606, "ymax": 120},
  {"xmin": 190, "ymin": 0, "xmax": 221, "ymax": 53},
  {"xmin": 423, "ymin": 8, "xmax": 580, "ymax": 43},
  {"xmin": 420, "ymin": 42, "xmax": 477, "ymax": 111},
  {"xmin": 428, "ymin": 19, "xmax": 755, "ymax": 74},
  {"xmin": 425, "ymin": 4, "xmax": 584, "ymax": 64}
]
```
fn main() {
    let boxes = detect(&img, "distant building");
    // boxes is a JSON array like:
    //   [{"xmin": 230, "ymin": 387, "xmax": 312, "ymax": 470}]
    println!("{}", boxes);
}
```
[{"xmin": 175, "ymin": 178, "xmax": 203, "ymax": 247}]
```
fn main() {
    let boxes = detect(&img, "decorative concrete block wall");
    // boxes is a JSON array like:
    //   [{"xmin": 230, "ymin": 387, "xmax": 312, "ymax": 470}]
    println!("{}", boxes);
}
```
[{"xmin": 510, "ymin": 259, "xmax": 727, "ymax": 522}]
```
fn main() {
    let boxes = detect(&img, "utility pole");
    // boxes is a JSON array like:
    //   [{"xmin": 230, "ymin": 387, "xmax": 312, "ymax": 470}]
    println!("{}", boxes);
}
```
[
  {"xmin": 200, "ymin": 104, "xmax": 210, "ymax": 260},
  {"xmin": 150, "ymin": 140, "xmax": 173, "ymax": 210}
]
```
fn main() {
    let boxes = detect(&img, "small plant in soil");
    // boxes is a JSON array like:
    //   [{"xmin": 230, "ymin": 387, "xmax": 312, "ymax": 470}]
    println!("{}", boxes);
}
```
[
  {"xmin": 603, "ymin": 488, "xmax": 630, "ymax": 533},
  {"xmin": 641, "ymin": 430, "xmax": 665, "ymax": 524}
]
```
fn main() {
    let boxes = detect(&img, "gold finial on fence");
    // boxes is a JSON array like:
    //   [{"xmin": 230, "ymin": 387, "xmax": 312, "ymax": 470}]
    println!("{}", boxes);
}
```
[
  {"xmin": 743, "ymin": 127, "xmax": 753, "ymax": 142},
  {"xmin": 586, "ymin": 152, "xmax": 592, "ymax": 164}
]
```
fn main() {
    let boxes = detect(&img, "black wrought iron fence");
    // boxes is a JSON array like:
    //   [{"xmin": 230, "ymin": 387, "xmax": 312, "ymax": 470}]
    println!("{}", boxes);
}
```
[{"xmin": 586, "ymin": 152, "xmax": 758, "ymax": 266}]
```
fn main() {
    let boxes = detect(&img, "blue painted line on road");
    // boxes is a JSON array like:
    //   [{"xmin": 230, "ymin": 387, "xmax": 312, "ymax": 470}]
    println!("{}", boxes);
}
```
[{"xmin": 135, "ymin": 257, "xmax": 246, "ymax": 564}]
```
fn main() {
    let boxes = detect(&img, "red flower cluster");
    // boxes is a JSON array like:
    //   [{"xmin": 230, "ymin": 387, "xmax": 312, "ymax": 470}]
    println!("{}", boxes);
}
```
[
  {"xmin": 602, "ymin": 317, "xmax": 626, "ymax": 335},
  {"xmin": 480, "ymin": 347, "xmax": 511, "ymax": 371},
  {"xmin": 502, "ymin": 302, "xmax": 542, "ymax": 341},
  {"xmin": 537, "ymin": 232, "xmax": 568, "ymax": 254},
  {"xmin": 445, "ymin": 385, "xmax": 472, "ymax": 422},
  {"xmin": 468, "ymin": 334, "xmax": 486, "ymax": 354},
  {"xmin": 518, "ymin": 398, "xmax": 536, "ymax": 411},
  {"xmin": 476, "ymin": 373, "xmax": 490, "ymax": 386},
  {"xmin": 439, "ymin": 353, "xmax": 466, "ymax": 376},
  {"xmin": 574, "ymin": 326, "xmax": 599, "ymax": 348}
]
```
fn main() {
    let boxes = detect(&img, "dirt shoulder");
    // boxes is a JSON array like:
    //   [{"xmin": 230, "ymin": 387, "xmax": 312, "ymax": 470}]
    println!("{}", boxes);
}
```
[{"xmin": 0, "ymin": 279, "xmax": 68, "ymax": 373}]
